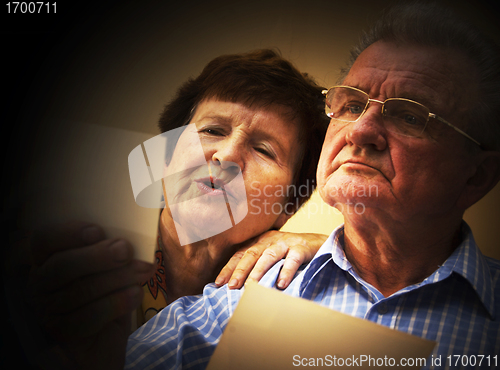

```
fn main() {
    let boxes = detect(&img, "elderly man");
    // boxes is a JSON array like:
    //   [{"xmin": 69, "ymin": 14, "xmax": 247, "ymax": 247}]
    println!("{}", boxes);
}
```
[{"xmin": 126, "ymin": 2, "xmax": 500, "ymax": 369}]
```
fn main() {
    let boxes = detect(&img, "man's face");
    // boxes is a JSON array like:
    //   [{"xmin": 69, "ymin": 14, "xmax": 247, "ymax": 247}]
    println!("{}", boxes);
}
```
[
  {"xmin": 317, "ymin": 40, "xmax": 480, "ymax": 224},
  {"xmin": 163, "ymin": 98, "xmax": 300, "ymax": 247}
]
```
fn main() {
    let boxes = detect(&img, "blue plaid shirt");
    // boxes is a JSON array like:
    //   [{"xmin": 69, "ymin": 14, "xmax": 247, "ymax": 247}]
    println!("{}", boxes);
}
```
[{"xmin": 126, "ymin": 223, "xmax": 500, "ymax": 369}]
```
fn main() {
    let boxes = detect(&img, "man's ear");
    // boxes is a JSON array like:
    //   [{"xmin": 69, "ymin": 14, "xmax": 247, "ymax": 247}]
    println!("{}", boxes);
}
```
[{"xmin": 464, "ymin": 150, "xmax": 500, "ymax": 208}]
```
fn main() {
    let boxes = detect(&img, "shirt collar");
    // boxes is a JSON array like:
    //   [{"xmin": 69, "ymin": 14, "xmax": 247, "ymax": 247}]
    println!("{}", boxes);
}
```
[
  {"xmin": 436, "ymin": 222, "xmax": 496, "ymax": 319},
  {"xmin": 290, "ymin": 226, "xmax": 342, "ymax": 295},
  {"xmin": 299, "ymin": 222, "xmax": 496, "ymax": 319}
]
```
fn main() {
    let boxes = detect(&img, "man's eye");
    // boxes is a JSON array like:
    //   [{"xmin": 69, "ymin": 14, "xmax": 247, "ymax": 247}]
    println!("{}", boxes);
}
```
[
  {"xmin": 398, "ymin": 113, "xmax": 426, "ymax": 127},
  {"xmin": 384, "ymin": 101, "xmax": 428, "ymax": 127},
  {"xmin": 403, "ymin": 115, "xmax": 420, "ymax": 126},
  {"xmin": 347, "ymin": 104, "xmax": 364, "ymax": 114}
]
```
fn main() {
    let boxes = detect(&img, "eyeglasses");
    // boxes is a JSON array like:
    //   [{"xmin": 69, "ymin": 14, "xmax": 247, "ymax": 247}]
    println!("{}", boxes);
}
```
[{"xmin": 322, "ymin": 85, "xmax": 481, "ymax": 147}]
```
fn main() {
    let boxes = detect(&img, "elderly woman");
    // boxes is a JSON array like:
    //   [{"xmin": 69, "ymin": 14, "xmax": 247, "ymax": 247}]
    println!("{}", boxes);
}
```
[
  {"xmin": 26, "ymin": 49, "xmax": 328, "ymax": 369},
  {"xmin": 138, "ymin": 49, "xmax": 329, "ymax": 323}
]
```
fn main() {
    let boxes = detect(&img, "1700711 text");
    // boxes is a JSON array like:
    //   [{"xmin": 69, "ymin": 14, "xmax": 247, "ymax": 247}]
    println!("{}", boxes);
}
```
[
  {"xmin": 431, "ymin": 355, "xmax": 498, "ymax": 368},
  {"xmin": 6, "ymin": 2, "xmax": 56, "ymax": 13}
]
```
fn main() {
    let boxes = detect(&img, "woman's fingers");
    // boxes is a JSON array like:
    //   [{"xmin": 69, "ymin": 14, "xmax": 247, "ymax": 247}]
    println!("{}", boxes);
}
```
[
  {"xmin": 30, "ymin": 221, "xmax": 106, "ymax": 266},
  {"xmin": 228, "ymin": 245, "xmax": 287, "ymax": 289},
  {"xmin": 216, "ymin": 231, "xmax": 329, "ymax": 290},
  {"xmin": 27, "ymin": 221, "xmax": 156, "ymax": 342},
  {"xmin": 43, "ymin": 260, "xmax": 153, "ymax": 315},
  {"xmin": 245, "ymin": 245, "xmax": 288, "ymax": 285},
  {"xmin": 30, "ymin": 238, "xmax": 135, "ymax": 294},
  {"xmin": 215, "ymin": 249, "xmax": 247, "ymax": 287},
  {"xmin": 274, "ymin": 247, "xmax": 307, "ymax": 289}
]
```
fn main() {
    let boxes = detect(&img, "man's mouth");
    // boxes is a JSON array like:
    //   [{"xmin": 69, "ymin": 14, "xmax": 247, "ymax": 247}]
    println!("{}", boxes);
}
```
[
  {"xmin": 342, "ymin": 161, "xmax": 376, "ymax": 170},
  {"xmin": 336, "ymin": 158, "xmax": 392, "ymax": 182}
]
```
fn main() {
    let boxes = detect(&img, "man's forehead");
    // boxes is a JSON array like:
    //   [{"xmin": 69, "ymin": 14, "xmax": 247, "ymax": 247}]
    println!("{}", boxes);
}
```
[{"xmin": 343, "ymin": 40, "xmax": 475, "ymax": 114}]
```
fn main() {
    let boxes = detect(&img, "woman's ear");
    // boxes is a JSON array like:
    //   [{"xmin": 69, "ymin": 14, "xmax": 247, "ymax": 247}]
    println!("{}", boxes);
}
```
[{"xmin": 463, "ymin": 150, "xmax": 500, "ymax": 208}]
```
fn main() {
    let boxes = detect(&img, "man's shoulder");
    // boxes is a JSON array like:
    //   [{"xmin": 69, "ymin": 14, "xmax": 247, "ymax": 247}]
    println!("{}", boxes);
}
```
[
  {"xmin": 485, "ymin": 254, "xmax": 500, "ymax": 266},
  {"xmin": 484, "ymin": 254, "xmax": 500, "ymax": 278}
]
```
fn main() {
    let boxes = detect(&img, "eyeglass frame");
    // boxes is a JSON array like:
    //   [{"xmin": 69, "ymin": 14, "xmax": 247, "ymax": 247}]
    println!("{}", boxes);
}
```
[{"xmin": 321, "ymin": 85, "xmax": 482, "ymax": 148}]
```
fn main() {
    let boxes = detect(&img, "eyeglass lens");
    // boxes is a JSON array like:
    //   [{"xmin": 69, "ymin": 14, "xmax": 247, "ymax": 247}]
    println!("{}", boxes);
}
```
[{"xmin": 326, "ymin": 87, "xmax": 430, "ymax": 137}]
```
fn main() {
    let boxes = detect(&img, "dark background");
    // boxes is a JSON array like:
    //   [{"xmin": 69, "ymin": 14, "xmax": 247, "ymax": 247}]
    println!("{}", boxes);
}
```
[{"xmin": 2, "ymin": 0, "xmax": 499, "ymax": 368}]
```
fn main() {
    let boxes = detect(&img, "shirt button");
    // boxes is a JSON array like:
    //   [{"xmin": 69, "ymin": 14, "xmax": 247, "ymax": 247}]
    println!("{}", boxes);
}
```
[{"xmin": 377, "ymin": 302, "xmax": 388, "ymax": 314}]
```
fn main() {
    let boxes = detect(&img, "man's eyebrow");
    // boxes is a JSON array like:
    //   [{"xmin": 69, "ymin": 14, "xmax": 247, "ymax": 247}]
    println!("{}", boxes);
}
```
[
  {"xmin": 391, "ymin": 87, "xmax": 441, "ymax": 108},
  {"xmin": 397, "ymin": 92, "xmax": 432, "ymax": 105},
  {"xmin": 348, "ymin": 83, "xmax": 437, "ymax": 107}
]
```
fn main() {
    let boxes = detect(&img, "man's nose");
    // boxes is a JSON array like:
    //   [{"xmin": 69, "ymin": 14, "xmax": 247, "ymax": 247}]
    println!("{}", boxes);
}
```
[{"xmin": 344, "ymin": 102, "xmax": 388, "ymax": 151}]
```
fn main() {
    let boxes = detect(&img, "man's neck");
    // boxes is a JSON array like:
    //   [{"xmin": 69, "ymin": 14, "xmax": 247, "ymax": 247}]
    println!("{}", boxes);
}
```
[{"xmin": 342, "ymin": 215, "xmax": 463, "ymax": 297}]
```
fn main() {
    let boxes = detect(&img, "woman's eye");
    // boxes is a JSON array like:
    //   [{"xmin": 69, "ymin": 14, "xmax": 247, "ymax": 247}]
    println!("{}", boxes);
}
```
[
  {"xmin": 255, "ymin": 146, "xmax": 275, "ymax": 159},
  {"xmin": 199, "ymin": 128, "xmax": 225, "ymax": 136}
]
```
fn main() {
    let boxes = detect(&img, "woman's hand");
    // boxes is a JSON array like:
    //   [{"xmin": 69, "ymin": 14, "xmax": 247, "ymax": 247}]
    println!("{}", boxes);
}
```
[
  {"xmin": 215, "ymin": 231, "xmax": 328, "ymax": 290},
  {"xmin": 24, "ymin": 221, "xmax": 155, "ymax": 370}
]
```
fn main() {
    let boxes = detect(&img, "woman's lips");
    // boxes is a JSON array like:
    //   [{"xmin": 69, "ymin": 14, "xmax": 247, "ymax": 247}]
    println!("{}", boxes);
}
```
[
  {"xmin": 194, "ymin": 176, "xmax": 239, "ymax": 199},
  {"xmin": 195, "ymin": 178, "xmax": 226, "ymax": 196}
]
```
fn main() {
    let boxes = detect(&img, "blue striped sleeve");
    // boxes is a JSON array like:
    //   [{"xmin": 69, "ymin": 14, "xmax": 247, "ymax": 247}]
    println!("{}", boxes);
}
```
[{"xmin": 126, "ymin": 284, "xmax": 242, "ymax": 370}]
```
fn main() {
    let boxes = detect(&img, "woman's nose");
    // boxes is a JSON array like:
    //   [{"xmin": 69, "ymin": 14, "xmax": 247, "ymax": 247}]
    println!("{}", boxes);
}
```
[{"xmin": 210, "ymin": 138, "xmax": 244, "ymax": 172}]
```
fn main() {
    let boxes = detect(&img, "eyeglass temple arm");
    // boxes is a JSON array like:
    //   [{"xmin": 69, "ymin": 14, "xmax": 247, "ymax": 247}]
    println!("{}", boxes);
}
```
[{"xmin": 430, "ymin": 114, "xmax": 482, "ymax": 147}]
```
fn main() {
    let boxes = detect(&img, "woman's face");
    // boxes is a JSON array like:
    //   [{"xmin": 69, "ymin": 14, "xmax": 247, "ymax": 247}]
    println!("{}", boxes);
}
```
[{"xmin": 162, "ymin": 98, "xmax": 302, "ymax": 247}]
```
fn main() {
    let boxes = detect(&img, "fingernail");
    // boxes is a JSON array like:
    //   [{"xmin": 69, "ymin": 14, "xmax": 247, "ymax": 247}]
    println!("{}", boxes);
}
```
[
  {"xmin": 228, "ymin": 278, "xmax": 238, "ymax": 288},
  {"xmin": 215, "ymin": 277, "xmax": 224, "ymax": 286},
  {"xmin": 277, "ymin": 279, "xmax": 285, "ymax": 289},
  {"xmin": 109, "ymin": 240, "xmax": 130, "ymax": 262},
  {"xmin": 81, "ymin": 225, "xmax": 103, "ymax": 244}
]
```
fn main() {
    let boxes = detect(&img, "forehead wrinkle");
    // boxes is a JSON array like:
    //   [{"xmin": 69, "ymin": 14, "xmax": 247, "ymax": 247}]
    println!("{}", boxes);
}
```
[
  {"xmin": 392, "ymin": 68, "xmax": 461, "ymax": 115},
  {"xmin": 353, "ymin": 64, "xmax": 448, "ymax": 107},
  {"xmin": 349, "ymin": 47, "xmax": 472, "ymax": 121}
]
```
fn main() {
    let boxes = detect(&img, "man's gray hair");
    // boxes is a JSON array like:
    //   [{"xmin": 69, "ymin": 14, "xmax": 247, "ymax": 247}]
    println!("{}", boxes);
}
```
[{"xmin": 340, "ymin": 1, "xmax": 500, "ymax": 151}]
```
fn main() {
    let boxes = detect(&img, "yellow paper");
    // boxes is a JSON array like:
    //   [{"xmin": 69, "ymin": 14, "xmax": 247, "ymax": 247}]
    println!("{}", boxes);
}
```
[{"xmin": 208, "ymin": 282, "xmax": 435, "ymax": 370}]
